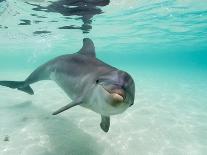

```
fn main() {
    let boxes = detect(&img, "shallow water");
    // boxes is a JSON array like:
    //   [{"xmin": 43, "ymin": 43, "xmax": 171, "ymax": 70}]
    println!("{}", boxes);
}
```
[{"xmin": 0, "ymin": 0, "xmax": 207, "ymax": 155}]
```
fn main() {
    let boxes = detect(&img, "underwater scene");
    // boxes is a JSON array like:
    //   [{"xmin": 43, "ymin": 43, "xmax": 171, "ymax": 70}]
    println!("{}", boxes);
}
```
[{"xmin": 0, "ymin": 0, "xmax": 207, "ymax": 155}]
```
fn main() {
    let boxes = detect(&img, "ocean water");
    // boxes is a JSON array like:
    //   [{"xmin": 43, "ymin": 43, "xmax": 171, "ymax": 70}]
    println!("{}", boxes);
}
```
[{"xmin": 0, "ymin": 0, "xmax": 207, "ymax": 155}]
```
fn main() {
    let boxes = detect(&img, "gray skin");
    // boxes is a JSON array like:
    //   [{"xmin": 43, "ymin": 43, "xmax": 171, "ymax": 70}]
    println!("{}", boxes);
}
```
[{"xmin": 0, "ymin": 38, "xmax": 135, "ymax": 132}]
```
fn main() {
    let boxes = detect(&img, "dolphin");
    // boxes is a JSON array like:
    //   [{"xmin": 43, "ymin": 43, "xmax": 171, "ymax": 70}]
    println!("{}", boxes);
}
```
[{"xmin": 0, "ymin": 38, "xmax": 135, "ymax": 132}]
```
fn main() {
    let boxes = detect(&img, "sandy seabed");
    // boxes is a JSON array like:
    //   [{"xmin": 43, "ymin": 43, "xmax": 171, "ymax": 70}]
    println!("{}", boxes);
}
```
[{"xmin": 0, "ymin": 69, "xmax": 207, "ymax": 155}]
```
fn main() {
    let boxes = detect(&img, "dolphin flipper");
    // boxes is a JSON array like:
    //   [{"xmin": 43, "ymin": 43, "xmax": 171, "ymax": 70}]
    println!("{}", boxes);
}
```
[
  {"xmin": 100, "ymin": 115, "xmax": 110, "ymax": 132},
  {"xmin": 52, "ymin": 99, "xmax": 82, "ymax": 115}
]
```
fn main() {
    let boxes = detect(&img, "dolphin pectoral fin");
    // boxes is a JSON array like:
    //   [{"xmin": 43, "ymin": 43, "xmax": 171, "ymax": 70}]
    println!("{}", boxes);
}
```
[
  {"xmin": 100, "ymin": 115, "xmax": 110, "ymax": 132},
  {"xmin": 52, "ymin": 100, "xmax": 82, "ymax": 115}
]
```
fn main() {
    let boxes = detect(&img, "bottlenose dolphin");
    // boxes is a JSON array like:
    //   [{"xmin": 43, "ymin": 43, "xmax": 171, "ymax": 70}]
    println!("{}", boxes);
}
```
[{"xmin": 0, "ymin": 38, "xmax": 135, "ymax": 132}]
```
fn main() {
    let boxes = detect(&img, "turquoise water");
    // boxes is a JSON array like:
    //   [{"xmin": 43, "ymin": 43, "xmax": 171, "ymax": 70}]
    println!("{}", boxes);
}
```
[{"xmin": 0, "ymin": 0, "xmax": 207, "ymax": 154}]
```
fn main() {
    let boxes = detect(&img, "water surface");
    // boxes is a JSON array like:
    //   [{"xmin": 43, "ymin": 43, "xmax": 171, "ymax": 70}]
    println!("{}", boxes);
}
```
[{"xmin": 0, "ymin": 0, "xmax": 207, "ymax": 154}]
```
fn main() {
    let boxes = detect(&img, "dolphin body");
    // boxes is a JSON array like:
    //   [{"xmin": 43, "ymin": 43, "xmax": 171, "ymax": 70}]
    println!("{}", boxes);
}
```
[{"xmin": 0, "ymin": 38, "xmax": 135, "ymax": 132}]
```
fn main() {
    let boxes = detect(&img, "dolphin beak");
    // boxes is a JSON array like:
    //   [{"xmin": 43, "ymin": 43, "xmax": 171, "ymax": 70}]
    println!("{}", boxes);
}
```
[
  {"xmin": 100, "ymin": 85, "xmax": 125, "ymax": 106},
  {"xmin": 109, "ymin": 89, "xmax": 125, "ymax": 106},
  {"xmin": 111, "ymin": 93, "xmax": 124, "ymax": 103}
]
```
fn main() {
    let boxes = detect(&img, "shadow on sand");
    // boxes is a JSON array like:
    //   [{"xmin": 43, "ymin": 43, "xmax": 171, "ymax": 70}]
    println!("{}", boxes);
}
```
[{"xmin": 2, "ymin": 101, "xmax": 103, "ymax": 155}]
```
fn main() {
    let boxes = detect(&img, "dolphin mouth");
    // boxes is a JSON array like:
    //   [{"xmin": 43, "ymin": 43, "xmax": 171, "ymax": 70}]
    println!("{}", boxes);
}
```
[
  {"xmin": 101, "ymin": 86, "xmax": 125, "ymax": 105},
  {"xmin": 110, "ymin": 89, "xmax": 125, "ymax": 100},
  {"xmin": 110, "ymin": 93, "xmax": 124, "ymax": 103}
]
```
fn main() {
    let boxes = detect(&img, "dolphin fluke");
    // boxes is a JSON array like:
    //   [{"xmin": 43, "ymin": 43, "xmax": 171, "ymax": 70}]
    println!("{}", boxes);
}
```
[{"xmin": 0, "ymin": 81, "xmax": 34, "ymax": 95}]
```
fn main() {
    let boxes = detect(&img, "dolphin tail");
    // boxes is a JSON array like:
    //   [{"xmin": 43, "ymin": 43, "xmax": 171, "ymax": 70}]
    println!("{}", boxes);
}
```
[
  {"xmin": 0, "ymin": 62, "xmax": 51, "ymax": 95},
  {"xmin": 0, "ymin": 81, "xmax": 34, "ymax": 95}
]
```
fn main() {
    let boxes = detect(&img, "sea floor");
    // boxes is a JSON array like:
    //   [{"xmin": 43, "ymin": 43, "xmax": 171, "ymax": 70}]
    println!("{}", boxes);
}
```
[{"xmin": 0, "ymin": 69, "xmax": 207, "ymax": 155}]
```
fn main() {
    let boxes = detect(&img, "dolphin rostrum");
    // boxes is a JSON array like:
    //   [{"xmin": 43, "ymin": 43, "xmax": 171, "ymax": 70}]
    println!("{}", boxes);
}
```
[{"xmin": 0, "ymin": 38, "xmax": 135, "ymax": 132}]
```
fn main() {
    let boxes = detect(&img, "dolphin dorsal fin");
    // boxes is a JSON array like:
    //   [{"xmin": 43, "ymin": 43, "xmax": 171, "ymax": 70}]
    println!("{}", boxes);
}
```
[{"xmin": 78, "ymin": 38, "xmax": 96, "ymax": 57}]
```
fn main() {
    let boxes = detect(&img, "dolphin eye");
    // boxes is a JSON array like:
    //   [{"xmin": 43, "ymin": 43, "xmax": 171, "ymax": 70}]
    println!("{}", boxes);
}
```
[{"xmin": 96, "ymin": 79, "xmax": 99, "ymax": 84}]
